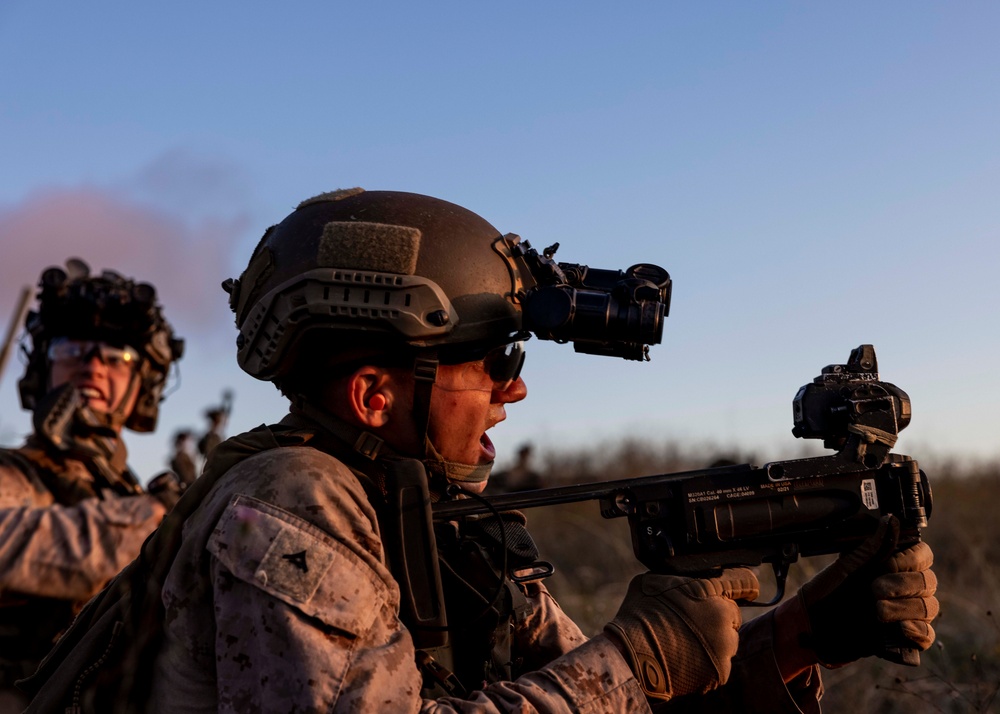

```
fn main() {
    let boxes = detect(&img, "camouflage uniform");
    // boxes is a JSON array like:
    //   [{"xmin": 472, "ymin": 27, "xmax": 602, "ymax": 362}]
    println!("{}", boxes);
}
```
[
  {"xmin": 143, "ymin": 413, "xmax": 821, "ymax": 713},
  {"xmin": 0, "ymin": 437, "xmax": 165, "ymax": 706}
]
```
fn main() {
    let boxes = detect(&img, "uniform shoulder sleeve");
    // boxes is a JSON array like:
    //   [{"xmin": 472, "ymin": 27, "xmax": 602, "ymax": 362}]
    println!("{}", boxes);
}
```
[
  {"xmin": 207, "ymin": 493, "xmax": 390, "ymax": 637},
  {"xmin": 221, "ymin": 445, "xmax": 386, "ymax": 564},
  {"xmin": 0, "ymin": 451, "xmax": 51, "ymax": 508},
  {"xmin": 0, "ymin": 490, "xmax": 164, "ymax": 600}
]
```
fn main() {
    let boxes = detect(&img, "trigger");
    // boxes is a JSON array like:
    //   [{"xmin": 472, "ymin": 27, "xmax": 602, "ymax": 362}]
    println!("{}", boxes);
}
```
[{"xmin": 742, "ymin": 561, "xmax": 789, "ymax": 608}]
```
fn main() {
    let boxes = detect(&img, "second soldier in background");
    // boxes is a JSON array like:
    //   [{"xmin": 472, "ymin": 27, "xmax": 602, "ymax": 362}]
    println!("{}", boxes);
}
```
[{"xmin": 0, "ymin": 260, "xmax": 183, "ymax": 711}]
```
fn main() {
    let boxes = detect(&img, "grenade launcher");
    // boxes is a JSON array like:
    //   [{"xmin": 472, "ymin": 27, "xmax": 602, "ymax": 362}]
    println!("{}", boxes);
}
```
[{"xmin": 429, "ymin": 344, "xmax": 932, "ymax": 665}]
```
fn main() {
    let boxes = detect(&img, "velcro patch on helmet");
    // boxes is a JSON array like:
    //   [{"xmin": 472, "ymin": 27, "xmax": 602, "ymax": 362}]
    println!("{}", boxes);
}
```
[
  {"xmin": 319, "ymin": 222, "xmax": 421, "ymax": 275},
  {"xmin": 296, "ymin": 187, "xmax": 365, "ymax": 209}
]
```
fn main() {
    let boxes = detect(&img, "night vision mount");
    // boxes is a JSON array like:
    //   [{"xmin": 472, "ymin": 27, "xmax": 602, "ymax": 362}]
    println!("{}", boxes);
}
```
[{"xmin": 495, "ymin": 235, "xmax": 671, "ymax": 361}]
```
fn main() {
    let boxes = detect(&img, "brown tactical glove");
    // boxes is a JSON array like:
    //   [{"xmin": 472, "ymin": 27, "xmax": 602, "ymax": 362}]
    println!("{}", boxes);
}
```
[
  {"xmin": 604, "ymin": 568, "xmax": 759, "ymax": 701},
  {"xmin": 797, "ymin": 515, "xmax": 939, "ymax": 667},
  {"xmin": 147, "ymin": 470, "xmax": 184, "ymax": 511}
]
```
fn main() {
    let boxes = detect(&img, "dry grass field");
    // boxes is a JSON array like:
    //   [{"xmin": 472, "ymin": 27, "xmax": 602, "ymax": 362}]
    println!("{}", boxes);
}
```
[{"xmin": 504, "ymin": 440, "xmax": 1000, "ymax": 713}]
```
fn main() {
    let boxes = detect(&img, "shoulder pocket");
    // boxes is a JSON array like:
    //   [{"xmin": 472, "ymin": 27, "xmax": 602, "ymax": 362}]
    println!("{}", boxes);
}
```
[{"xmin": 207, "ymin": 494, "xmax": 388, "ymax": 637}]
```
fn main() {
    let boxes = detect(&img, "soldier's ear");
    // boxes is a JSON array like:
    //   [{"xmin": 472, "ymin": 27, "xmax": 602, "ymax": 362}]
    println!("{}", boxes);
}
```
[{"xmin": 346, "ymin": 367, "xmax": 396, "ymax": 428}]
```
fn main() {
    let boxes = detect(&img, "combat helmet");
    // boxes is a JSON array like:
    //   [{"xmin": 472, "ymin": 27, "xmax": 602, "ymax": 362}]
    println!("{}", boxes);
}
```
[{"xmin": 18, "ymin": 259, "xmax": 185, "ymax": 432}]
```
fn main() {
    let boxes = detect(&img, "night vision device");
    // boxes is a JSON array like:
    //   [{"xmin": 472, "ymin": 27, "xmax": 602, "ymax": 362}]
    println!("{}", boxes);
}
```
[{"xmin": 496, "ymin": 235, "xmax": 671, "ymax": 362}]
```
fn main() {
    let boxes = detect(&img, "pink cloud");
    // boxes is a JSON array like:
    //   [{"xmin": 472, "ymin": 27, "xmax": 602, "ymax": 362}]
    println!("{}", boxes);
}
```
[{"xmin": 0, "ymin": 186, "xmax": 251, "ymax": 341}]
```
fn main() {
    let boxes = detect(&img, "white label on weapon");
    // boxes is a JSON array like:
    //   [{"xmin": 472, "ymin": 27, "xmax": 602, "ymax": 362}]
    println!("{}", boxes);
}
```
[{"xmin": 861, "ymin": 479, "xmax": 879, "ymax": 510}]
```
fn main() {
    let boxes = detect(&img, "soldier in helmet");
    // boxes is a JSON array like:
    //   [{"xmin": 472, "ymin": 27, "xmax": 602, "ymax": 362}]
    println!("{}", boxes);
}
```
[
  {"xmin": 0, "ymin": 260, "xmax": 184, "ymax": 709},
  {"xmin": 22, "ymin": 191, "xmax": 937, "ymax": 713}
]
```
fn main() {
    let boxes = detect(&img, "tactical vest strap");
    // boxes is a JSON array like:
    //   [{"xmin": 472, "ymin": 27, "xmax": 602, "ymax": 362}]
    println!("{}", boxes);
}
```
[
  {"xmin": 415, "ymin": 650, "xmax": 467, "ymax": 699},
  {"xmin": 282, "ymin": 405, "xmax": 393, "ymax": 500},
  {"xmin": 430, "ymin": 509, "xmax": 549, "ymax": 689}
]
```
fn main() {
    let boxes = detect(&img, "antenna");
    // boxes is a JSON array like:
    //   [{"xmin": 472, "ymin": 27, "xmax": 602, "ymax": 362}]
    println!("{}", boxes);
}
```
[{"xmin": 0, "ymin": 286, "xmax": 32, "ymax": 386}]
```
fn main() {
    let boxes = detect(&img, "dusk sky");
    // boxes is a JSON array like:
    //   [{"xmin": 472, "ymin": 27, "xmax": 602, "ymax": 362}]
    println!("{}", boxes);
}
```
[{"xmin": 1, "ymin": 3, "xmax": 997, "ymax": 480}]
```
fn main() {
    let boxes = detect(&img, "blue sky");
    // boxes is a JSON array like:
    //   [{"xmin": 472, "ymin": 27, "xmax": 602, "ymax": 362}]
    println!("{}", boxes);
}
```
[{"xmin": 1, "ymin": 2, "xmax": 997, "ymax": 479}]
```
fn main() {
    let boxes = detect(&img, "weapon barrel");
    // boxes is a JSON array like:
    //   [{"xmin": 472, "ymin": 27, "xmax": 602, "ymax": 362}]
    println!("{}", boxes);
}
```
[{"xmin": 432, "ymin": 463, "xmax": 753, "ymax": 519}]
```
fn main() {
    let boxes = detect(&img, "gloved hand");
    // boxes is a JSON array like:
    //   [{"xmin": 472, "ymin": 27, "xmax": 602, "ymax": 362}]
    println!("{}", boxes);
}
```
[
  {"xmin": 147, "ymin": 470, "xmax": 184, "ymax": 511},
  {"xmin": 797, "ymin": 515, "xmax": 939, "ymax": 667},
  {"xmin": 603, "ymin": 568, "xmax": 759, "ymax": 701}
]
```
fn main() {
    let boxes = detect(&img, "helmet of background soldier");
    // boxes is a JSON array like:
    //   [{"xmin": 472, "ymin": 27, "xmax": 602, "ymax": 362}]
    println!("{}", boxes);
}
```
[
  {"xmin": 224, "ymin": 188, "xmax": 527, "ymax": 389},
  {"xmin": 18, "ymin": 259, "xmax": 185, "ymax": 432}
]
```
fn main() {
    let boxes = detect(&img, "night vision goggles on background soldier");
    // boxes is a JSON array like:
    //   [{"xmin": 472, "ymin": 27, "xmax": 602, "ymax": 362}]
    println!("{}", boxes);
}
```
[
  {"xmin": 0, "ymin": 259, "xmax": 183, "ymax": 710},
  {"xmin": 21, "ymin": 191, "xmax": 936, "ymax": 714}
]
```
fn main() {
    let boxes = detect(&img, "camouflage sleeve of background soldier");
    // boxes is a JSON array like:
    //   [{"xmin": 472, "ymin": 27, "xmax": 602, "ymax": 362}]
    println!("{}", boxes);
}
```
[
  {"xmin": 0, "ymin": 463, "xmax": 166, "ymax": 601},
  {"xmin": 177, "ymin": 446, "xmax": 651, "ymax": 714}
]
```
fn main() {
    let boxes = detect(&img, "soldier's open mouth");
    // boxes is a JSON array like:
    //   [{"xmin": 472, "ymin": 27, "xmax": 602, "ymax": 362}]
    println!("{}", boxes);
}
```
[
  {"xmin": 77, "ymin": 385, "xmax": 107, "ymax": 407},
  {"xmin": 480, "ymin": 432, "xmax": 496, "ymax": 460}
]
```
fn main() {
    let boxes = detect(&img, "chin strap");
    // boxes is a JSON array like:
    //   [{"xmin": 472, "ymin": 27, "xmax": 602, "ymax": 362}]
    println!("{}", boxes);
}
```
[
  {"xmin": 412, "ymin": 353, "xmax": 438, "ymax": 456},
  {"xmin": 108, "ymin": 368, "xmax": 143, "ymax": 432},
  {"xmin": 423, "ymin": 438, "xmax": 493, "ymax": 486}
]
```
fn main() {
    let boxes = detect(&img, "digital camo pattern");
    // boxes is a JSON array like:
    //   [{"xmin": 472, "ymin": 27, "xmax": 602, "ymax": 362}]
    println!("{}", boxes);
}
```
[
  {"xmin": 144, "ymin": 433, "xmax": 822, "ymax": 713},
  {"xmin": 147, "ymin": 444, "xmax": 650, "ymax": 713},
  {"xmin": 0, "ymin": 460, "xmax": 165, "ymax": 601},
  {"xmin": 0, "ymin": 449, "xmax": 166, "ymax": 709}
]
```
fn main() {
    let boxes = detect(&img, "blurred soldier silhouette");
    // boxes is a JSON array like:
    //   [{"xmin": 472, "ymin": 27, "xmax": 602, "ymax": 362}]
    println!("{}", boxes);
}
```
[
  {"xmin": 491, "ymin": 443, "xmax": 544, "ymax": 492},
  {"xmin": 169, "ymin": 430, "xmax": 198, "ymax": 488},
  {"xmin": 0, "ymin": 259, "xmax": 183, "ymax": 710},
  {"xmin": 197, "ymin": 391, "xmax": 232, "ymax": 459}
]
